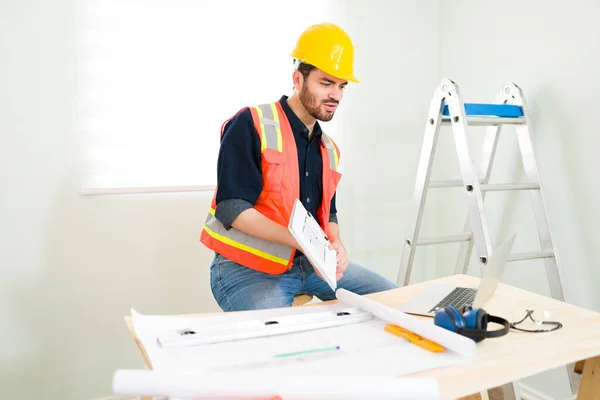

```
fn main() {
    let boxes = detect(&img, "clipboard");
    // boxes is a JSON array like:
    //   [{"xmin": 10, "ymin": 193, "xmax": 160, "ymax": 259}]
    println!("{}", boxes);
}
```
[{"xmin": 288, "ymin": 199, "xmax": 337, "ymax": 290}]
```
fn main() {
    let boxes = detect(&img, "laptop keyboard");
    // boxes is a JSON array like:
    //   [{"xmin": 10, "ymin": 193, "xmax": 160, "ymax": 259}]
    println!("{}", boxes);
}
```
[{"xmin": 429, "ymin": 287, "xmax": 476, "ymax": 313}]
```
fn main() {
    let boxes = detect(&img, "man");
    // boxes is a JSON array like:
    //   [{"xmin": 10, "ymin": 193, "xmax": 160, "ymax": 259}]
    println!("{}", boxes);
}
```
[{"xmin": 200, "ymin": 22, "xmax": 397, "ymax": 311}]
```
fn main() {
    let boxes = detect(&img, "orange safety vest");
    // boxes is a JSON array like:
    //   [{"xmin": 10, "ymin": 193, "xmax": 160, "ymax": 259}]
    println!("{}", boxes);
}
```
[{"xmin": 200, "ymin": 101, "xmax": 342, "ymax": 274}]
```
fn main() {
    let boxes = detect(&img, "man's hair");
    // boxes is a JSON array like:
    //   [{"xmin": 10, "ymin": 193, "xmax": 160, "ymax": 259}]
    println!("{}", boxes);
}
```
[{"xmin": 295, "ymin": 61, "xmax": 316, "ymax": 81}]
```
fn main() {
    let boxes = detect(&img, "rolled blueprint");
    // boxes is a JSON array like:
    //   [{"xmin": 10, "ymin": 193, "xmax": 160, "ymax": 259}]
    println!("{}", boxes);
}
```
[
  {"xmin": 335, "ymin": 288, "xmax": 476, "ymax": 358},
  {"xmin": 112, "ymin": 369, "xmax": 439, "ymax": 400}
]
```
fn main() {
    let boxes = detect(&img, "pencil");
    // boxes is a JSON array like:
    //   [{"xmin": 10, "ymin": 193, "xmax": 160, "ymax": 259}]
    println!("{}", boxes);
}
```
[{"xmin": 275, "ymin": 346, "xmax": 341, "ymax": 358}]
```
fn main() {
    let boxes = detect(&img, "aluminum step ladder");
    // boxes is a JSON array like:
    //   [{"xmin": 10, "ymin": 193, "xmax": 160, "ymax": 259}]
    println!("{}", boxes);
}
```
[{"xmin": 395, "ymin": 79, "xmax": 578, "ymax": 399}]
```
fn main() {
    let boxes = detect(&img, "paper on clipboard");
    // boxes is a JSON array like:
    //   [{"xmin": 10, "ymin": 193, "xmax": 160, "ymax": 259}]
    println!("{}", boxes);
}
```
[{"xmin": 288, "ymin": 199, "xmax": 337, "ymax": 290}]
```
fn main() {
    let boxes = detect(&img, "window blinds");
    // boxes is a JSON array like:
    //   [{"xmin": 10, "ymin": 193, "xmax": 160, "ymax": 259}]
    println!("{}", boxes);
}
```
[{"xmin": 76, "ymin": 0, "xmax": 335, "ymax": 193}]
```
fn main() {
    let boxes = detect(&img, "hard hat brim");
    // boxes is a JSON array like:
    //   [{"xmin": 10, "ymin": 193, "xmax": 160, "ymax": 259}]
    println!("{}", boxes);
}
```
[{"xmin": 291, "ymin": 55, "xmax": 359, "ymax": 83}]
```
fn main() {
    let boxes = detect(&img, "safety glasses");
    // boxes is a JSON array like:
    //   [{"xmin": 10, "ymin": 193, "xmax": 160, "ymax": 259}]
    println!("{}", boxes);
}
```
[{"xmin": 510, "ymin": 309, "xmax": 562, "ymax": 333}]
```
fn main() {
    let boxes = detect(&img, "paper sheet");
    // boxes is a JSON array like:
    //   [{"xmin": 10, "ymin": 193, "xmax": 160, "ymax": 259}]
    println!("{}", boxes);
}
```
[
  {"xmin": 130, "ymin": 303, "xmax": 472, "ymax": 379},
  {"xmin": 113, "ymin": 369, "xmax": 440, "ymax": 400},
  {"xmin": 288, "ymin": 199, "xmax": 337, "ymax": 290},
  {"xmin": 122, "ymin": 290, "xmax": 477, "ymax": 399}
]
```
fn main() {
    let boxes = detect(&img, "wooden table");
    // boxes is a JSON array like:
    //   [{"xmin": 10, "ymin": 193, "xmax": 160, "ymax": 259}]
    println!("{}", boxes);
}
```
[{"xmin": 125, "ymin": 274, "xmax": 600, "ymax": 400}]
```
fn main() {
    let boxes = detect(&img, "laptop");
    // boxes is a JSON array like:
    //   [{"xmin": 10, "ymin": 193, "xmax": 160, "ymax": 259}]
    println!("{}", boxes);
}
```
[{"xmin": 398, "ymin": 234, "xmax": 516, "ymax": 317}]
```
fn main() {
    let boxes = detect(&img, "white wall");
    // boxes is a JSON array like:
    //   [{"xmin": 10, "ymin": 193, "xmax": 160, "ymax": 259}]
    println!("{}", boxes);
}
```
[
  {"xmin": 1, "ymin": 3, "xmax": 219, "ymax": 399},
  {"xmin": 5, "ymin": 0, "xmax": 596, "ymax": 398},
  {"xmin": 335, "ymin": 1, "xmax": 440, "ymax": 285},
  {"xmin": 0, "ymin": 1, "xmax": 438, "ymax": 399},
  {"xmin": 437, "ymin": 1, "xmax": 600, "ymax": 398}
]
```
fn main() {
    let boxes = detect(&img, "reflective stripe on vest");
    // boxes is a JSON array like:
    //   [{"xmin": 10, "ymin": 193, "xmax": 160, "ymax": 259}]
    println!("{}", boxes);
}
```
[
  {"xmin": 255, "ymin": 103, "xmax": 283, "ymax": 152},
  {"xmin": 321, "ymin": 133, "xmax": 340, "ymax": 171},
  {"xmin": 201, "ymin": 102, "xmax": 294, "ymax": 268},
  {"xmin": 202, "ymin": 207, "xmax": 293, "ymax": 265}
]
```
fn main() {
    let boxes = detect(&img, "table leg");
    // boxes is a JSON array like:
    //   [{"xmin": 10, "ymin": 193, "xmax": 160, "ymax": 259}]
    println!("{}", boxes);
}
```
[
  {"xmin": 577, "ymin": 355, "xmax": 600, "ymax": 399},
  {"xmin": 568, "ymin": 362, "xmax": 582, "ymax": 394},
  {"xmin": 129, "ymin": 327, "xmax": 155, "ymax": 400},
  {"xmin": 139, "ymin": 363, "xmax": 153, "ymax": 400},
  {"xmin": 500, "ymin": 382, "xmax": 520, "ymax": 400},
  {"xmin": 458, "ymin": 393, "xmax": 483, "ymax": 400},
  {"xmin": 458, "ymin": 387, "xmax": 503, "ymax": 400}
]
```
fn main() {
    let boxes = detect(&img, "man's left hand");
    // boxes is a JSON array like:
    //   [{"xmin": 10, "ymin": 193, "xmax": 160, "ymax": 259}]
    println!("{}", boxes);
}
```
[{"xmin": 329, "ymin": 239, "xmax": 349, "ymax": 280}]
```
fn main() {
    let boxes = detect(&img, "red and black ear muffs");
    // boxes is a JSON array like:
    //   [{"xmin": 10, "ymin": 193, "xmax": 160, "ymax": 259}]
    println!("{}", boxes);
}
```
[{"xmin": 434, "ymin": 305, "xmax": 510, "ymax": 343}]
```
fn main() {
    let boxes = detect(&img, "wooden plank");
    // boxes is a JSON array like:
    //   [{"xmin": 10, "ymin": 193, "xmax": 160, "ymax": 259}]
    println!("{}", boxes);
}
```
[
  {"xmin": 125, "ymin": 316, "xmax": 153, "ymax": 369},
  {"xmin": 124, "ymin": 317, "xmax": 153, "ymax": 400},
  {"xmin": 458, "ymin": 394, "xmax": 482, "ymax": 400},
  {"xmin": 458, "ymin": 393, "xmax": 482, "ymax": 400},
  {"xmin": 575, "ymin": 360, "xmax": 585, "ymax": 374},
  {"xmin": 458, "ymin": 387, "xmax": 503, "ymax": 400},
  {"xmin": 577, "ymin": 356, "xmax": 600, "ymax": 399}
]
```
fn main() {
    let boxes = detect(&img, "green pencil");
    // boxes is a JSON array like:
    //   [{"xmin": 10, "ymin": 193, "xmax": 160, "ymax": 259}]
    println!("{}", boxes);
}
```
[{"xmin": 275, "ymin": 345, "xmax": 341, "ymax": 358}]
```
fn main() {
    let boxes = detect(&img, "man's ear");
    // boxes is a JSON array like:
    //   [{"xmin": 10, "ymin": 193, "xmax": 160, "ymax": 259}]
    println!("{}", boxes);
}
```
[{"xmin": 292, "ymin": 70, "xmax": 303, "ymax": 91}]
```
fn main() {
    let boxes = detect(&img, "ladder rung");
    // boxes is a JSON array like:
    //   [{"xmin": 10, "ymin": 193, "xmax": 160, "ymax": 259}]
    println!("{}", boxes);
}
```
[
  {"xmin": 441, "ymin": 116, "xmax": 526, "ymax": 126},
  {"xmin": 443, "ymin": 103, "xmax": 524, "ymax": 117},
  {"xmin": 480, "ymin": 183, "xmax": 540, "ymax": 191},
  {"xmin": 429, "ymin": 181, "xmax": 538, "ymax": 191},
  {"xmin": 417, "ymin": 234, "xmax": 472, "ymax": 246},
  {"xmin": 430, "ymin": 179, "xmax": 482, "ymax": 188},
  {"xmin": 508, "ymin": 250, "xmax": 555, "ymax": 262}
]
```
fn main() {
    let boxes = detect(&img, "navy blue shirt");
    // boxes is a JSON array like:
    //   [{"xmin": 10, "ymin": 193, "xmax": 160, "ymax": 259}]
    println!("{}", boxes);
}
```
[{"xmin": 214, "ymin": 95, "xmax": 338, "ymax": 231}]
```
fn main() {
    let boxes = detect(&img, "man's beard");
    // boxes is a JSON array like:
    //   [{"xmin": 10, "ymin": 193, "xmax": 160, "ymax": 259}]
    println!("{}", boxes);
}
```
[{"xmin": 299, "ymin": 85, "xmax": 337, "ymax": 122}]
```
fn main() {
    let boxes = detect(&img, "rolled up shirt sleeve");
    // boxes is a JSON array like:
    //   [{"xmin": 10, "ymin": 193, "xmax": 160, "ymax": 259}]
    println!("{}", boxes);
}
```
[
  {"xmin": 214, "ymin": 108, "xmax": 263, "ymax": 230},
  {"xmin": 214, "ymin": 199, "xmax": 254, "ymax": 230},
  {"xmin": 329, "ymin": 213, "xmax": 338, "ymax": 224},
  {"xmin": 328, "ymin": 192, "xmax": 338, "ymax": 224}
]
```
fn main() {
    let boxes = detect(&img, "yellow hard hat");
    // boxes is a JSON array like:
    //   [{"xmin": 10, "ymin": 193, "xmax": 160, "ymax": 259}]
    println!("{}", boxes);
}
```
[{"xmin": 291, "ymin": 23, "xmax": 359, "ymax": 83}]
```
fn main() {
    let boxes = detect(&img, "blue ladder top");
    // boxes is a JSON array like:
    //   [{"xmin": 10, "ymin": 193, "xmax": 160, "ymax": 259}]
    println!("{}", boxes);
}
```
[{"xmin": 442, "ymin": 103, "xmax": 524, "ymax": 118}]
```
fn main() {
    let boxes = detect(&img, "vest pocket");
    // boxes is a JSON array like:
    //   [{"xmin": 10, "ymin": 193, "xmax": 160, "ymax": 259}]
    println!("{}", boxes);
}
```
[
  {"xmin": 324, "ymin": 170, "xmax": 342, "ymax": 201},
  {"xmin": 330, "ymin": 169, "xmax": 342, "ymax": 191},
  {"xmin": 261, "ymin": 148, "xmax": 285, "ymax": 192}
]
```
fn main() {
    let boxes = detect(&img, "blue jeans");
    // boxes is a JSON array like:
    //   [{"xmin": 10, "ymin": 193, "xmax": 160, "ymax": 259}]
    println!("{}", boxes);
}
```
[{"xmin": 210, "ymin": 253, "xmax": 398, "ymax": 311}]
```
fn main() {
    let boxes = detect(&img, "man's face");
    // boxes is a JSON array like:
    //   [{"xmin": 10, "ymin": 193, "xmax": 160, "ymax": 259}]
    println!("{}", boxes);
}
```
[{"xmin": 298, "ymin": 69, "xmax": 348, "ymax": 122}]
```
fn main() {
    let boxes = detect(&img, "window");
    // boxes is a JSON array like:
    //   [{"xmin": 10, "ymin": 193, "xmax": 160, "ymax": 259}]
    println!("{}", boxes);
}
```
[{"xmin": 76, "ymin": 0, "xmax": 337, "ymax": 194}]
